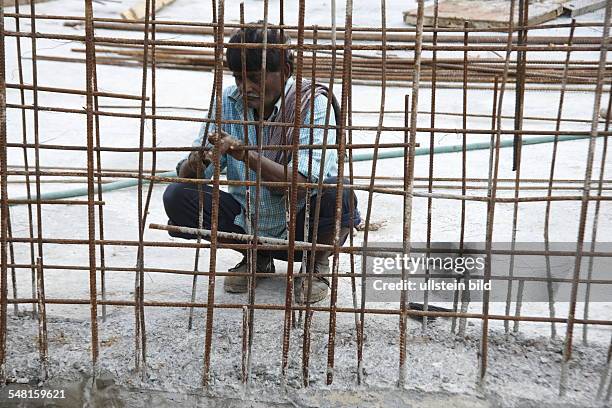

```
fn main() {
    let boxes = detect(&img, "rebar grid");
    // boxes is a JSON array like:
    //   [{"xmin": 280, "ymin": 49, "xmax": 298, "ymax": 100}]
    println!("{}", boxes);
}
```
[{"xmin": 1, "ymin": 0, "xmax": 612, "ymax": 400}]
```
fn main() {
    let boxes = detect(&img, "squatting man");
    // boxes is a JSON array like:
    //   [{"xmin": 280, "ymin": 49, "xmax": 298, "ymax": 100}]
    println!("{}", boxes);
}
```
[{"xmin": 163, "ymin": 23, "xmax": 361, "ymax": 304}]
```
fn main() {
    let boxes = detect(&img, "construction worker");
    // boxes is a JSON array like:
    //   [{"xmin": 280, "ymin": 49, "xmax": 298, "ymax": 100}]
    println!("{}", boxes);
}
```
[{"xmin": 163, "ymin": 23, "xmax": 361, "ymax": 304}]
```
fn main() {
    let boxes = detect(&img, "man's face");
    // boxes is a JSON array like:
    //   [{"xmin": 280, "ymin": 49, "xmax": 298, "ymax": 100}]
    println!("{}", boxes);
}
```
[{"xmin": 233, "ymin": 68, "xmax": 287, "ymax": 112}]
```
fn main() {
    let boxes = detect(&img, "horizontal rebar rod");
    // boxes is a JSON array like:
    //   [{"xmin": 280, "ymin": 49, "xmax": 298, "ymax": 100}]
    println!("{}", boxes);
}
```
[
  {"xmin": 4, "ymin": 297, "xmax": 612, "ymax": 326},
  {"xmin": 7, "ymin": 261, "xmax": 612, "ymax": 285}
]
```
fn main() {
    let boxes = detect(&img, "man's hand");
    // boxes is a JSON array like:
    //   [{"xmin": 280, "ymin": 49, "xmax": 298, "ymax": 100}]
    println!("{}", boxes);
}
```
[
  {"xmin": 186, "ymin": 149, "xmax": 212, "ymax": 172},
  {"xmin": 208, "ymin": 130, "xmax": 246, "ymax": 162}
]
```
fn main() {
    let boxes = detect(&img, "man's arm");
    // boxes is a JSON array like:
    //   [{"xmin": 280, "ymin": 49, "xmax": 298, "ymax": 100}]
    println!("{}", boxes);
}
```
[
  {"xmin": 208, "ymin": 131, "xmax": 310, "ymax": 198},
  {"xmin": 245, "ymin": 151, "xmax": 309, "ymax": 197},
  {"xmin": 206, "ymin": 93, "xmax": 335, "ymax": 195}
]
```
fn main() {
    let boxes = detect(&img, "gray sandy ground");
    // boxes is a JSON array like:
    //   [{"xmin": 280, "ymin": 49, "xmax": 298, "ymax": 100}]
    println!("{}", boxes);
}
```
[{"xmin": 2, "ymin": 306, "xmax": 609, "ymax": 407}]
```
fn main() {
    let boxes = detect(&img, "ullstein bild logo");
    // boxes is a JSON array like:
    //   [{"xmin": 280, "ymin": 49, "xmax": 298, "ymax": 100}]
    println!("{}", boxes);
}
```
[{"xmin": 362, "ymin": 242, "xmax": 612, "ymax": 303}]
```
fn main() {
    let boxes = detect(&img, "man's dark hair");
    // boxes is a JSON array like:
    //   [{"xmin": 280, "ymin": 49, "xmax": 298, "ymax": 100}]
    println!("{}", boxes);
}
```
[{"xmin": 226, "ymin": 22, "xmax": 294, "ymax": 75}]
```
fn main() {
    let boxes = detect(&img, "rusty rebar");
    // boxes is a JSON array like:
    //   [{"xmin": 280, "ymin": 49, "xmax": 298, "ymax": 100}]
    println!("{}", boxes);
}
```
[
  {"xmin": 280, "ymin": 0, "xmax": 303, "ymax": 387},
  {"xmin": 583, "ymin": 85, "xmax": 611, "ymax": 345},
  {"xmin": 0, "ymin": 2, "xmax": 8, "ymax": 383},
  {"xmin": 2, "ymin": 296, "xmax": 610, "ymax": 326},
  {"xmin": 541, "ymin": 19, "xmax": 577, "ymax": 339},
  {"xmin": 202, "ymin": 0, "xmax": 224, "ymax": 388},
  {"xmin": 84, "ymin": 0, "xmax": 100, "ymax": 370},
  {"xmin": 134, "ymin": 0, "xmax": 156, "ymax": 377},
  {"xmin": 35, "ymin": 258, "xmax": 48, "ymax": 381},
  {"xmin": 91, "ymin": 36, "xmax": 108, "ymax": 324},
  {"xmin": 11, "ymin": 0, "xmax": 36, "ymax": 318},
  {"xmin": 560, "ymin": 0, "xmax": 611, "ymax": 397}
]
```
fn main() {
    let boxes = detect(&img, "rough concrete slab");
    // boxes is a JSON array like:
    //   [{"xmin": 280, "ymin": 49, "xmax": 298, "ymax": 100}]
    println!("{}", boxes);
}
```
[
  {"xmin": 562, "ymin": 0, "xmax": 607, "ymax": 18},
  {"xmin": 403, "ymin": 0, "xmax": 564, "ymax": 29}
]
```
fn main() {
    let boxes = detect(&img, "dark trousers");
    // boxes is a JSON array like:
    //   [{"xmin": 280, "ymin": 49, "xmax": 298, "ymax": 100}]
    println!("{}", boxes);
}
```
[{"xmin": 162, "ymin": 177, "xmax": 361, "ymax": 261}]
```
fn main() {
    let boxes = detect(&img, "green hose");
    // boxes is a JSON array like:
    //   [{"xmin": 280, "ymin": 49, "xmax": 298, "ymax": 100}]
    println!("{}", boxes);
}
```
[
  {"xmin": 351, "ymin": 134, "xmax": 590, "ymax": 161},
  {"xmin": 10, "ymin": 135, "xmax": 591, "ymax": 205},
  {"xmin": 9, "ymin": 171, "xmax": 176, "ymax": 206}
]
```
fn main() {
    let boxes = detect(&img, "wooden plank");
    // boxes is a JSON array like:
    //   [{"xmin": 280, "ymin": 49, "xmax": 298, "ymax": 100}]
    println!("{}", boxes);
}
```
[
  {"xmin": 120, "ymin": 0, "xmax": 176, "ymax": 21},
  {"xmin": 562, "ymin": 0, "xmax": 606, "ymax": 17},
  {"xmin": 403, "ymin": 0, "xmax": 564, "ymax": 29}
]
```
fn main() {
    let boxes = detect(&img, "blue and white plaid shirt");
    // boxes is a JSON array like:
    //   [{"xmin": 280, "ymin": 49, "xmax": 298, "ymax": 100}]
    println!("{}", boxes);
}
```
[{"xmin": 193, "ymin": 76, "xmax": 338, "ymax": 238}]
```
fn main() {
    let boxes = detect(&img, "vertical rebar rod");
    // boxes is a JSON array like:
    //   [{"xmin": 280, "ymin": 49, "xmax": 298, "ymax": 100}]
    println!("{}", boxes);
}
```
[
  {"xmin": 483, "ymin": 0, "xmax": 517, "ymax": 338},
  {"xmin": 138, "ymin": 0, "xmax": 160, "ymax": 374},
  {"xmin": 299, "ymin": 24, "xmax": 316, "ymax": 315},
  {"xmin": 29, "ymin": 0, "xmax": 44, "ymax": 321},
  {"xmin": 246, "ymin": 0, "xmax": 268, "ymax": 390},
  {"xmin": 398, "ymin": 93, "xmax": 412, "ymax": 387},
  {"xmin": 324, "ymin": 0, "xmax": 354, "ymax": 383},
  {"xmin": 239, "ymin": 2, "xmax": 254, "ymax": 388},
  {"xmin": 12, "ymin": 0, "xmax": 37, "ymax": 316},
  {"xmin": 354, "ymin": 0, "xmax": 388, "ymax": 376},
  {"xmin": 486, "ymin": 78, "xmax": 499, "ymax": 221},
  {"xmin": 281, "ymin": 0, "xmax": 305, "ymax": 387},
  {"xmin": 424, "ymin": 0, "xmax": 439, "ymax": 334},
  {"xmin": 93, "ymin": 49, "xmax": 106, "ymax": 321},
  {"xmin": 461, "ymin": 20, "xmax": 468, "ymax": 245},
  {"xmin": 506, "ymin": 2, "xmax": 531, "ymax": 337},
  {"xmin": 84, "ymin": 0, "xmax": 100, "ymax": 370},
  {"xmin": 513, "ymin": 279, "xmax": 524, "ymax": 332},
  {"xmin": 6, "ymin": 219, "xmax": 17, "ymax": 315},
  {"xmin": 300, "ymin": 24, "xmax": 318, "ymax": 386},
  {"xmin": 241, "ymin": 305, "xmax": 248, "ymax": 384},
  {"xmin": 542, "ymin": 19, "xmax": 577, "ymax": 339},
  {"xmin": 0, "ymin": 1, "xmax": 8, "ymax": 383},
  {"xmin": 456, "ymin": 20, "xmax": 469, "ymax": 336},
  {"xmin": 278, "ymin": 3, "xmax": 292, "ymax": 334},
  {"xmin": 334, "ymin": 0, "xmax": 354, "ymax": 385},
  {"xmin": 479, "ymin": 77, "xmax": 500, "ymax": 386},
  {"xmin": 500, "ymin": 0, "xmax": 529, "ymax": 330},
  {"xmin": 400, "ymin": 0, "xmax": 424, "ymax": 386},
  {"xmin": 35, "ymin": 257, "xmax": 48, "ymax": 381},
  {"xmin": 8, "ymin": 0, "xmax": 37, "ymax": 314},
  {"xmin": 91, "ymin": 18, "xmax": 107, "ymax": 323},
  {"xmin": 583, "ymin": 85, "xmax": 611, "ymax": 344},
  {"xmin": 134, "ymin": 0, "xmax": 152, "ymax": 374},
  {"xmin": 513, "ymin": 0, "xmax": 528, "ymax": 171},
  {"xmin": 506, "ymin": 105, "xmax": 524, "ymax": 335},
  {"xmin": 187, "ymin": 0, "xmax": 219, "ymax": 332},
  {"xmin": 559, "ymin": 0, "xmax": 611, "ymax": 396},
  {"xmin": 9, "ymin": 0, "xmax": 36, "ymax": 314},
  {"xmin": 202, "ymin": 0, "xmax": 224, "ymax": 387},
  {"xmin": 351, "ymin": 0, "xmax": 368, "ymax": 383},
  {"xmin": 345, "ymin": 26, "xmax": 361, "ymax": 386}
]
